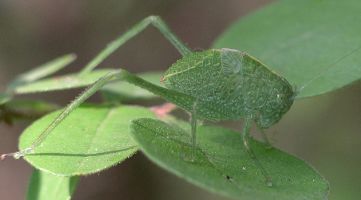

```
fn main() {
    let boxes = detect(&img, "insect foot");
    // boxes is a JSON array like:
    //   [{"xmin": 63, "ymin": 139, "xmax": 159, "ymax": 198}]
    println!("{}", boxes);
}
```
[
  {"xmin": 181, "ymin": 153, "xmax": 196, "ymax": 163},
  {"xmin": 1, "ymin": 147, "xmax": 33, "ymax": 160},
  {"xmin": 266, "ymin": 177, "xmax": 273, "ymax": 187}
]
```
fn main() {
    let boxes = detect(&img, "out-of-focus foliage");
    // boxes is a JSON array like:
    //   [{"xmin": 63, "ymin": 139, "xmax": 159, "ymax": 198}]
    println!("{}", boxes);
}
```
[
  {"xmin": 214, "ymin": 0, "xmax": 361, "ymax": 98},
  {"xmin": 27, "ymin": 170, "xmax": 78, "ymax": 200},
  {"xmin": 13, "ymin": 69, "xmax": 116, "ymax": 94}
]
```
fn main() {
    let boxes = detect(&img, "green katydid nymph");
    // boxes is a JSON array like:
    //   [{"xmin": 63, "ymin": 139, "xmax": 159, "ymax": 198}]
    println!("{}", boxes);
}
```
[{"xmin": 1, "ymin": 16, "xmax": 296, "ymax": 186}]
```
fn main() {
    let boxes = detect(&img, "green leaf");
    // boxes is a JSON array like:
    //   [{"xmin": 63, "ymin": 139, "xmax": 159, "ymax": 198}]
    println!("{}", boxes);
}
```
[
  {"xmin": 14, "ymin": 69, "xmax": 117, "ymax": 94},
  {"xmin": 214, "ymin": 0, "xmax": 361, "ymax": 98},
  {"xmin": 4, "ymin": 100, "xmax": 58, "ymax": 115},
  {"xmin": 0, "ymin": 93, "xmax": 11, "ymax": 105},
  {"xmin": 27, "ymin": 170, "xmax": 78, "ymax": 200},
  {"xmin": 131, "ymin": 118, "xmax": 329, "ymax": 200},
  {"xmin": 101, "ymin": 71, "xmax": 163, "ymax": 102},
  {"xmin": 9, "ymin": 54, "xmax": 76, "ymax": 89},
  {"xmin": 19, "ymin": 105, "xmax": 154, "ymax": 176},
  {"xmin": 1, "ymin": 100, "xmax": 58, "ymax": 125}
]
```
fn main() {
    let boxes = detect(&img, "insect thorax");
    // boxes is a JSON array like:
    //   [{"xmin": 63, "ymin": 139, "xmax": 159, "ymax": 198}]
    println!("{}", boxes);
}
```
[{"xmin": 162, "ymin": 48, "xmax": 294, "ymax": 128}]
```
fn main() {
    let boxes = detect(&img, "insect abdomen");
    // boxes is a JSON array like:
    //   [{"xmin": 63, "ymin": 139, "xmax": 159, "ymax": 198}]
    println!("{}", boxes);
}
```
[
  {"xmin": 162, "ymin": 48, "xmax": 294, "ymax": 124},
  {"xmin": 163, "ymin": 50, "xmax": 240, "ymax": 120}
]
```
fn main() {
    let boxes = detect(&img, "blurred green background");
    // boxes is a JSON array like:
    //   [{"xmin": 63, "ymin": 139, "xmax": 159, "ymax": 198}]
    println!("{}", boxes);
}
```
[{"xmin": 0, "ymin": 0, "xmax": 360, "ymax": 199}]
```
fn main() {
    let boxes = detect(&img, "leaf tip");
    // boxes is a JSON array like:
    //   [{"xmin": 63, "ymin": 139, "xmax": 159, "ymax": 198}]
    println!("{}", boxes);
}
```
[{"xmin": 67, "ymin": 53, "xmax": 77, "ymax": 61}]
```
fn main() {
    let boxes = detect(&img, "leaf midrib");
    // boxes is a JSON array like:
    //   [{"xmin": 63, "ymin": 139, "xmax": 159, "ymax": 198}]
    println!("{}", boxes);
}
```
[
  {"xmin": 133, "ymin": 120, "xmax": 244, "ymax": 193},
  {"xmin": 74, "ymin": 108, "xmax": 116, "ymax": 172}
]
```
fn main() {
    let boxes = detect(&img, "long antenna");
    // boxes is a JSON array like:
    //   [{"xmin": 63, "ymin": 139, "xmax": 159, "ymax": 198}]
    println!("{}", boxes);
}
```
[{"xmin": 297, "ymin": 45, "xmax": 361, "ymax": 95}]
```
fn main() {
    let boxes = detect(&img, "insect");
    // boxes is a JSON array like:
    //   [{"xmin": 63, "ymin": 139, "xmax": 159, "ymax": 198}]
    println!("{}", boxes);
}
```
[{"xmin": 1, "ymin": 16, "xmax": 296, "ymax": 186}]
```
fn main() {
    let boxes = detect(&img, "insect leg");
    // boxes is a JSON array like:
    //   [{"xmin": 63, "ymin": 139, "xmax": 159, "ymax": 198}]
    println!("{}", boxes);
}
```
[
  {"xmin": 1, "ymin": 70, "xmax": 196, "ymax": 160},
  {"xmin": 1, "ymin": 70, "xmax": 123, "ymax": 160},
  {"xmin": 80, "ymin": 15, "xmax": 191, "ymax": 75},
  {"xmin": 259, "ymin": 128, "xmax": 273, "ymax": 149},
  {"xmin": 242, "ymin": 118, "xmax": 273, "ymax": 187},
  {"xmin": 190, "ymin": 101, "xmax": 198, "ymax": 161}
]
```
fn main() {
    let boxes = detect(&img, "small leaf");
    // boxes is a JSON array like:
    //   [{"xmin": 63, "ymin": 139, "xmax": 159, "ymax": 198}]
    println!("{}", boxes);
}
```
[
  {"xmin": 1, "ymin": 100, "xmax": 58, "ymax": 125},
  {"xmin": 9, "ymin": 54, "xmax": 76, "ymax": 89},
  {"xmin": 0, "ymin": 93, "xmax": 11, "ymax": 105},
  {"xmin": 27, "ymin": 170, "xmax": 78, "ymax": 200},
  {"xmin": 14, "ymin": 69, "xmax": 117, "ymax": 94},
  {"xmin": 19, "ymin": 105, "xmax": 154, "ymax": 176},
  {"xmin": 4, "ymin": 100, "xmax": 58, "ymax": 114},
  {"xmin": 131, "ymin": 118, "xmax": 329, "ymax": 200},
  {"xmin": 214, "ymin": 0, "xmax": 361, "ymax": 98},
  {"xmin": 101, "ymin": 71, "xmax": 163, "ymax": 102}
]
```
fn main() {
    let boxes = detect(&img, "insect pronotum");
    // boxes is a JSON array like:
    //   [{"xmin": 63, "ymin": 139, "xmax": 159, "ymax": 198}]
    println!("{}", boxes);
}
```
[{"xmin": 4, "ymin": 15, "xmax": 357, "ymax": 186}]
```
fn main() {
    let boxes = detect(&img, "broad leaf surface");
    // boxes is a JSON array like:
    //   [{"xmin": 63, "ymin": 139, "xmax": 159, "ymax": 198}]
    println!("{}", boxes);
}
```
[
  {"xmin": 14, "ymin": 69, "xmax": 116, "ymax": 94},
  {"xmin": 27, "ymin": 170, "xmax": 78, "ymax": 200},
  {"xmin": 101, "ymin": 71, "xmax": 163, "ymax": 101},
  {"xmin": 131, "ymin": 118, "xmax": 329, "ymax": 200},
  {"xmin": 19, "ymin": 105, "xmax": 154, "ymax": 176},
  {"xmin": 214, "ymin": 0, "xmax": 361, "ymax": 98}
]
